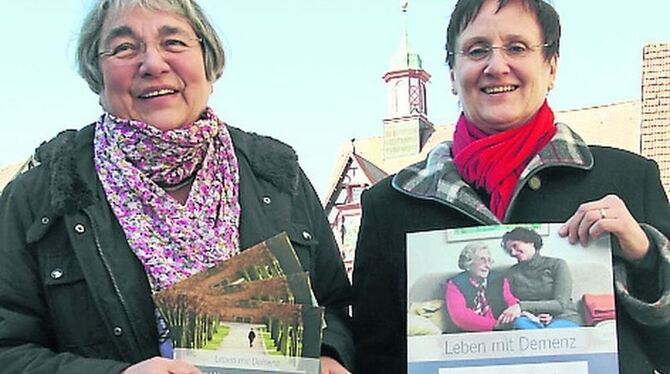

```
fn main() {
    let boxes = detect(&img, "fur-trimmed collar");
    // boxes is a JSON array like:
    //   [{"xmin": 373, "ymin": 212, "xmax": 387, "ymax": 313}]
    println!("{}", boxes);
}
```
[
  {"xmin": 392, "ymin": 123, "xmax": 594, "ymax": 224},
  {"xmin": 35, "ymin": 124, "xmax": 300, "ymax": 215},
  {"xmin": 35, "ymin": 129, "xmax": 94, "ymax": 216},
  {"xmin": 227, "ymin": 126, "xmax": 299, "ymax": 195}
]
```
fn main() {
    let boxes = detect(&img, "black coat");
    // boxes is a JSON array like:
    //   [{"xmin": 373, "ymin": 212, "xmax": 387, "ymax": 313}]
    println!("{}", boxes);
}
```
[
  {"xmin": 0, "ymin": 124, "xmax": 353, "ymax": 373},
  {"xmin": 352, "ymin": 125, "xmax": 670, "ymax": 374}
]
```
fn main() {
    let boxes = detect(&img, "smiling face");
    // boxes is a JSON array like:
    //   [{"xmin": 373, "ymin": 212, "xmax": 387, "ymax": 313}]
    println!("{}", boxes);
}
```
[
  {"xmin": 98, "ymin": 7, "xmax": 211, "ymax": 131},
  {"xmin": 450, "ymin": 0, "xmax": 557, "ymax": 134},
  {"xmin": 467, "ymin": 248, "xmax": 493, "ymax": 279},
  {"xmin": 504, "ymin": 239, "xmax": 537, "ymax": 262}
]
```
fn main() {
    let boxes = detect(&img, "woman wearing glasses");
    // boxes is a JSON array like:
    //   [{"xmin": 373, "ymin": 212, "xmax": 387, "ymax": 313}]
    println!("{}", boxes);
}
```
[
  {"xmin": 0, "ymin": 0, "xmax": 352, "ymax": 373},
  {"xmin": 445, "ymin": 242, "xmax": 520, "ymax": 332},
  {"xmin": 353, "ymin": 0, "xmax": 670, "ymax": 373}
]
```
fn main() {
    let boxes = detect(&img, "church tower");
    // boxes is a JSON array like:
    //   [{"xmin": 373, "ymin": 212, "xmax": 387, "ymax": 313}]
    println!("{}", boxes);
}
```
[{"xmin": 382, "ymin": 1, "xmax": 434, "ymax": 160}]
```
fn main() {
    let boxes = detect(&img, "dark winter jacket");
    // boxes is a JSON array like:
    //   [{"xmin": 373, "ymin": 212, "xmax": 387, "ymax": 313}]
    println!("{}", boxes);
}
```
[
  {"xmin": 0, "ymin": 124, "xmax": 353, "ymax": 373},
  {"xmin": 352, "ymin": 124, "xmax": 670, "ymax": 374}
]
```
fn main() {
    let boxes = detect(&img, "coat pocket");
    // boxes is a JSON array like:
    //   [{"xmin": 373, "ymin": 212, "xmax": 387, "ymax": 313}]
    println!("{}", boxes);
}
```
[{"xmin": 42, "ymin": 253, "xmax": 108, "ymax": 352}]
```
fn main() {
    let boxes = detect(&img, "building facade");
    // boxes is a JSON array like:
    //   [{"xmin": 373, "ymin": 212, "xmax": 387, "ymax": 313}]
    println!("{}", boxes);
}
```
[{"xmin": 641, "ymin": 43, "xmax": 670, "ymax": 196}]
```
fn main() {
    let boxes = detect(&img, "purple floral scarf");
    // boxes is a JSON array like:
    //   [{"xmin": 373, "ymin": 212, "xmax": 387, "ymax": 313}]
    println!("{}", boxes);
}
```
[{"xmin": 94, "ymin": 107, "xmax": 240, "ymax": 292}]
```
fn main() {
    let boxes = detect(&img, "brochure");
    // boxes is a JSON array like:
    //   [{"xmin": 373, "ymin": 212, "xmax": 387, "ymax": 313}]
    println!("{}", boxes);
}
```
[
  {"xmin": 154, "ymin": 233, "xmax": 322, "ymax": 374},
  {"xmin": 406, "ymin": 223, "xmax": 618, "ymax": 374}
]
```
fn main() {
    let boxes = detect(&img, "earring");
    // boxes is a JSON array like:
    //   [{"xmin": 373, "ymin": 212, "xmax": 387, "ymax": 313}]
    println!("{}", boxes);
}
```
[{"xmin": 451, "ymin": 87, "xmax": 458, "ymax": 95}]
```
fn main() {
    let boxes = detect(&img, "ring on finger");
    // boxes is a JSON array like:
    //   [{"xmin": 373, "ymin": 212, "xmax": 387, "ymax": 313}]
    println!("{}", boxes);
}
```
[{"xmin": 599, "ymin": 208, "xmax": 607, "ymax": 219}]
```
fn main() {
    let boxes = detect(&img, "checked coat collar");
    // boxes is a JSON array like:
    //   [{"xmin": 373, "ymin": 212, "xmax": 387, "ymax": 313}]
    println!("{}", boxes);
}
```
[{"xmin": 392, "ymin": 123, "xmax": 594, "ymax": 224}]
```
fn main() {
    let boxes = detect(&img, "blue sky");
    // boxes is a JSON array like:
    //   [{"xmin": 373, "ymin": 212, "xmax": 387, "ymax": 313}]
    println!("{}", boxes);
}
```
[{"xmin": 1, "ymin": 1, "xmax": 669, "ymax": 196}]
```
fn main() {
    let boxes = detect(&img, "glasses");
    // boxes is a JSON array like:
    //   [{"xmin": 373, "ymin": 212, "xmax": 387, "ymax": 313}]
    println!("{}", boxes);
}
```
[
  {"xmin": 449, "ymin": 42, "xmax": 551, "ymax": 62},
  {"xmin": 473, "ymin": 256, "xmax": 494, "ymax": 265},
  {"xmin": 98, "ymin": 35, "xmax": 202, "ymax": 62}
]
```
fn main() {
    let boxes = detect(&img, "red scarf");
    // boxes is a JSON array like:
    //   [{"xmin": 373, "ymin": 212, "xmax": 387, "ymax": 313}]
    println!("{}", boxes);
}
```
[{"xmin": 452, "ymin": 101, "xmax": 556, "ymax": 221}]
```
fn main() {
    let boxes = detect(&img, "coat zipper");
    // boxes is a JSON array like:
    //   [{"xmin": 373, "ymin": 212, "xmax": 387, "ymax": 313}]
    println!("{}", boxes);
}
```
[{"xmin": 84, "ymin": 210, "xmax": 143, "ymax": 352}]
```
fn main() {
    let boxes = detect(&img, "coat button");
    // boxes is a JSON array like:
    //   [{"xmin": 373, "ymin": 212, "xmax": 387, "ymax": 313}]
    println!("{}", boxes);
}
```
[
  {"xmin": 50, "ymin": 268, "xmax": 64, "ymax": 280},
  {"xmin": 74, "ymin": 224, "xmax": 86, "ymax": 234},
  {"xmin": 528, "ymin": 176, "xmax": 542, "ymax": 190},
  {"xmin": 302, "ymin": 231, "xmax": 312, "ymax": 241},
  {"xmin": 262, "ymin": 196, "xmax": 272, "ymax": 205},
  {"xmin": 113, "ymin": 326, "xmax": 123, "ymax": 336},
  {"xmin": 41, "ymin": 217, "xmax": 50, "ymax": 225}
]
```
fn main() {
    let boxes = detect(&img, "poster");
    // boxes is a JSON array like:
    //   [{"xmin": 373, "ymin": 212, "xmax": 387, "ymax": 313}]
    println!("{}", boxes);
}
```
[{"xmin": 407, "ymin": 224, "xmax": 618, "ymax": 374}]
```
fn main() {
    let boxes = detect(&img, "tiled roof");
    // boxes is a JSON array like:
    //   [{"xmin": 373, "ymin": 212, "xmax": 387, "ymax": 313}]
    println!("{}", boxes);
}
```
[
  {"xmin": 0, "ymin": 159, "xmax": 31, "ymax": 194},
  {"xmin": 352, "ymin": 154, "xmax": 388, "ymax": 185},
  {"xmin": 555, "ymin": 100, "xmax": 640, "ymax": 153}
]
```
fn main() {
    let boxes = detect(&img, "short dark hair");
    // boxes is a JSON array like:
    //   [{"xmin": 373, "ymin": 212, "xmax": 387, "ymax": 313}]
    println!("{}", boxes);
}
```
[
  {"xmin": 445, "ymin": 0, "xmax": 561, "ymax": 68},
  {"xmin": 501, "ymin": 227, "xmax": 543, "ymax": 252}
]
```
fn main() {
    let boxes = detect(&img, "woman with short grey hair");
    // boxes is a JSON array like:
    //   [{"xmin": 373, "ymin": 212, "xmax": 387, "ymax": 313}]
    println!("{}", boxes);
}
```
[
  {"xmin": 76, "ymin": 0, "xmax": 226, "ymax": 94},
  {"xmin": 457, "ymin": 241, "xmax": 489, "ymax": 270},
  {"xmin": 445, "ymin": 242, "xmax": 519, "ymax": 332},
  {"xmin": 0, "ymin": 1, "xmax": 353, "ymax": 373}
]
